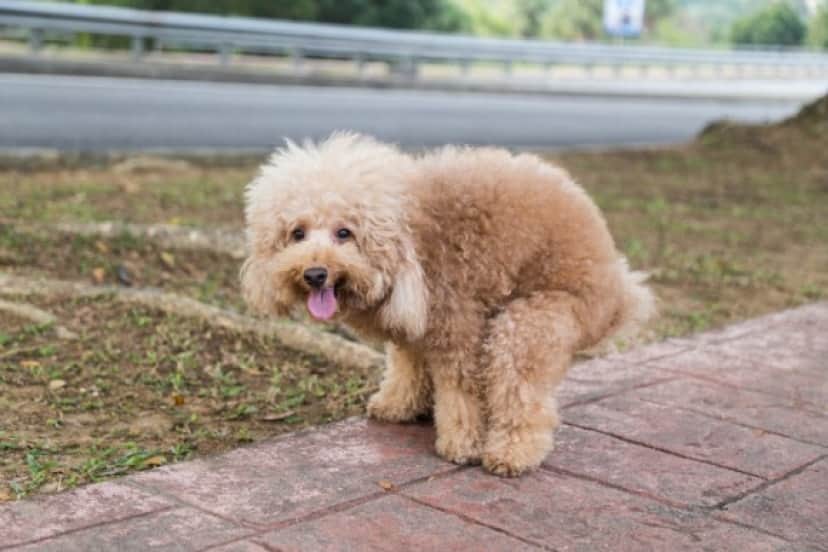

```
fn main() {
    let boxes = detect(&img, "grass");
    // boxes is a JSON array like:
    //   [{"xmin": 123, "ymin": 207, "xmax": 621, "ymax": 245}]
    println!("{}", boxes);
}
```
[
  {"xmin": 0, "ymin": 296, "xmax": 373, "ymax": 501},
  {"xmin": 1, "ymin": 95, "xmax": 826, "ymax": 501},
  {"xmin": 0, "ymin": 158, "xmax": 249, "ymax": 226}
]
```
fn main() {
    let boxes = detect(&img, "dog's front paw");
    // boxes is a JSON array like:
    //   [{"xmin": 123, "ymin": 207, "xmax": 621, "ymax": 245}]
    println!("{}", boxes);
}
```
[
  {"xmin": 435, "ymin": 433, "xmax": 482, "ymax": 466},
  {"xmin": 482, "ymin": 439, "xmax": 548, "ymax": 477},
  {"xmin": 366, "ymin": 391, "xmax": 420, "ymax": 423}
]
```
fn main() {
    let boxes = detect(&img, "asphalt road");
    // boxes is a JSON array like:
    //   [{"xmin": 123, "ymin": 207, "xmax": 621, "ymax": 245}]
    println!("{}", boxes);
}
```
[{"xmin": 0, "ymin": 73, "xmax": 809, "ymax": 151}]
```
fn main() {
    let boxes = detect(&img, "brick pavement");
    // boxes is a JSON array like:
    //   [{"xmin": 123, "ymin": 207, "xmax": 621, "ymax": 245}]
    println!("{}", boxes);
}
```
[{"xmin": 1, "ymin": 302, "xmax": 826, "ymax": 551}]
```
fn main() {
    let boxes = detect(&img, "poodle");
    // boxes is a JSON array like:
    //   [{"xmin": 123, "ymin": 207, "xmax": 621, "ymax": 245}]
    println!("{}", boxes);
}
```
[{"xmin": 241, "ymin": 132, "xmax": 654, "ymax": 477}]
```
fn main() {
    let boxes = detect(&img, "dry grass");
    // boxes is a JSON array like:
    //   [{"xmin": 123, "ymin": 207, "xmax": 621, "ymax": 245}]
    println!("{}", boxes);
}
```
[{"xmin": 547, "ymin": 107, "xmax": 828, "ymax": 338}]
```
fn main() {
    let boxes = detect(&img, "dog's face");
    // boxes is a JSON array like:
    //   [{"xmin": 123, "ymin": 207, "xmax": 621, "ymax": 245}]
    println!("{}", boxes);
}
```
[
  {"xmin": 245, "ymin": 204, "xmax": 394, "ymax": 322},
  {"xmin": 241, "ymin": 133, "xmax": 428, "ymax": 340}
]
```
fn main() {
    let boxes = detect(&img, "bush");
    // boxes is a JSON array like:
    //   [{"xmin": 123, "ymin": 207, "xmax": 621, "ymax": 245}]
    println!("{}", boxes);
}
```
[{"xmin": 730, "ymin": 2, "xmax": 806, "ymax": 47}]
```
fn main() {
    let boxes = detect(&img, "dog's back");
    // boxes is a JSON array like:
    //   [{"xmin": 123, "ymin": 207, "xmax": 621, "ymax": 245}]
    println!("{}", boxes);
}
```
[{"xmin": 406, "ymin": 145, "xmax": 654, "ymax": 350}]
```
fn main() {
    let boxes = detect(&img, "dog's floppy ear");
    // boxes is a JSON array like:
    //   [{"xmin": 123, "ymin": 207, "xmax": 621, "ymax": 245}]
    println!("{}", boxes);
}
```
[
  {"xmin": 240, "ymin": 255, "xmax": 291, "ymax": 317},
  {"xmin": 380, "ymin": 239, "xmax": 428, "ymax": 341}
]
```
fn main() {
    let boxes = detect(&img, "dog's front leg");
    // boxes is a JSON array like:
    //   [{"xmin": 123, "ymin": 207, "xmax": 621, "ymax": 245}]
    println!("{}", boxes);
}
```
[
  {"xmin": 427, "ymin": 348, "xmax": 485, "ymax": 466},
  {"xmin": 367, "ymin": 344, "xmax": 431, "ymax": 422}
]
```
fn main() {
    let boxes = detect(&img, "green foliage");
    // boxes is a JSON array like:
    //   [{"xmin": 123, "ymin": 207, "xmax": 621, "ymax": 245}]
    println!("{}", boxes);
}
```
[
  {"xmin": 78, "ymin": 0, "xmax": 318, "ymax": 19},
  {"xmin": 649, "ymin": 16, "xmax": 707, "ymax": 47},
  {"xmin": 74, "ymin": 0, "xmax": 469, "ymax": 31},
  {"xmin": 541, "ymin": 0, "xmax": 603, "ymax": 41},
  {"xmin": 453, "ymin": 0, "xmax": 519, "ymax": 36},
  {"xmin": 646, "ymin": 0, "xmax": 678, "ymax": 23},
  {"xmin": 315, "ymin": 0, "xmax": 469, "ymax": 31},
  {"xmin": 807, "ymin": 3, "xmax": 828, "ymax": 49},
  {"xmin": 515, "ymin": 0, "xmax": 552, "ymax": 38},
  {"xmin": 730, "ymin": 2, "xmax": 806, "ymax": 46}
]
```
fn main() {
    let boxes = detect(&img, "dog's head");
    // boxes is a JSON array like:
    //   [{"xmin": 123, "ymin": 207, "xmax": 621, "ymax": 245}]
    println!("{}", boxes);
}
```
[{"xmin": 241, "ymin": 132, "xmax": 428, "ymax": 341}]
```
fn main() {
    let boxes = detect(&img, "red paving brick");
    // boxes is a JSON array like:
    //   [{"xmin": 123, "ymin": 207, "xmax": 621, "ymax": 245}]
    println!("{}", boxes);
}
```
[
  {"xmin": 630, "ymin": 378, "xmax": 828, "ymax": 446},
  {"xmin": 720, "ymin": 458, "xmax": 828, "ymax": 550},
  {"xmin": 566, "ymin": 394, "xmax": 825, "ymax": 479},
  {"xmin": 556, "ymin": 357, "xmax": 673, "ymax": 407},
  {"xmin": 403, "ymin": 468, "xmax": 794, "ymax": 551},
  {"xmin": 666, "ymin": 304, "xmax": 818, "ymax": 349},
  {"xmin": 543, "ymin": 425, "xmax": 763, "ymax": 507},
  {"xmin": 717, "ymin": 309, "xmax": 828, "ymax": 366},
  {"xmin": 12, "ymin": 507, "xmax": 251, "ymax": 552},
  {"xmin": 126, "ymin": 417, "xmax": 451, "ymax": 527},
  {"xmin": 206, "ymin": 542, "xmax": 271, "ymax": 552},
  {"xmin": 596, "ymin": 338, "xmax": 691, "ymax": 366},
  {"xmin": 1, "ymin": 302, "xmax": 825, "ymax": 551},
  {"xmin": 0, "ymin": 482, "xmax": 172, "ymax": 548},
  {"xmin": 256, "ymin": 494, "xmax": 536, "ymax": 551},
  {"xmin": 653, "ymin": 347, "xmax": 827, "ymax": 410}
]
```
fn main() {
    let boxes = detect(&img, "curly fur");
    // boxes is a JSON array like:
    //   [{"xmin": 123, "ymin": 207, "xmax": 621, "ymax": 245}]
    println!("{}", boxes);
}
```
[{"xmin": 242, "ymin": 132, "xmax": 655, "ymax": 477}]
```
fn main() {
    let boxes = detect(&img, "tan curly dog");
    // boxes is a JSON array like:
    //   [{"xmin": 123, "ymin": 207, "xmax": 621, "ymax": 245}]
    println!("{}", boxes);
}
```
[{"xmin": 241, "ymin": 133, "xmax": 654, "ymax": 477}]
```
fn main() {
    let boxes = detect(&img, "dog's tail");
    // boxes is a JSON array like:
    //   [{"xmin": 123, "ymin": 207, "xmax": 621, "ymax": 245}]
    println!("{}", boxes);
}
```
[{"xmin": 589, "ymin": 258, "xmax": 657, "ymax": 355}]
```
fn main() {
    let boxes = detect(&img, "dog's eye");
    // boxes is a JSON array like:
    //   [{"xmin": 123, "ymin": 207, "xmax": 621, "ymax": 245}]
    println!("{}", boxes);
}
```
[
  {"xmin": 336, "ymin": 228, "xmax": 352, "ymax": 240},
  {"xmin": 291, "ymin": 228, "xmax": 305, "ymax": 241}
]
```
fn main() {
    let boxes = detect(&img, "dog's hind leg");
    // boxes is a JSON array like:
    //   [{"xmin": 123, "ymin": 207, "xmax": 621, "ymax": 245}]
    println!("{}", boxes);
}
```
[
  {"xmin": 367, "ymin": 344, "xmax": 432, "ymax": 422},
  {"xmin": 481, "ymin": 291, "xmax": 584, "ymax": 477}
]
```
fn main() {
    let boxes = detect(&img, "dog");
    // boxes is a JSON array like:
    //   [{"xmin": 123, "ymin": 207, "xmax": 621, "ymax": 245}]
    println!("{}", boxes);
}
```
[{"xmin": 241, "ymin": 132, "xmax": 654, "ymax": 476}]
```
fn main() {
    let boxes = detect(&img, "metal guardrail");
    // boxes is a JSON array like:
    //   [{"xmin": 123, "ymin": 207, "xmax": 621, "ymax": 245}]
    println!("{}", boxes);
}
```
[{"xmin": 1, "ymin": 0, "xmax": 828, "ymax": 78}]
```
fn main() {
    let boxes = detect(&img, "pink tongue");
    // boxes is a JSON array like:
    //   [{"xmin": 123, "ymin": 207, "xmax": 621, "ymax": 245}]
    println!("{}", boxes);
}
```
[{"xmin": 307, "ymin": 288, "xmax": 337, "ymax": 320}]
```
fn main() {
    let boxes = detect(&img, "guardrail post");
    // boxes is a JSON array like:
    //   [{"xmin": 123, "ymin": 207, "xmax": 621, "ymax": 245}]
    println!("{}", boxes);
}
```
[
  {"xmin": 355, "ymin": 54, "xmax": 365, "ymax": 77},
  {"xmin": 389, "ymin": 56, "xmax": 418, "ymax": 80},
  {"xmin": 503, "ymin": 60, "xmax": 512, "ymax": 76},
  {"xmin": 218, "ymin": 43, "xmax": 232, "ymax": 66},
  {"xmin": 131, "ymin": 35, "xmax": 144, "ymax": 62},
  {"xmin": 291, "ymin": 48, "xmax": 304, "ymax": 75},
  {"xmin": 460, "ymin": 59, "xmax": 470, "ymax": 78},
  {"xmin": 28, "ymin": 28, "xmax": 44, "ymax": 55},
  {"xmin": 586, "ymin": 63, "xmax": 596, "ymax": 79}
]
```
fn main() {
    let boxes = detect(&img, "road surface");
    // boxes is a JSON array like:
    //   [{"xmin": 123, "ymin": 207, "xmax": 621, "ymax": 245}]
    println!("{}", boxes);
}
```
[{"xmin": 0, "ymin": 73, "xmax": 810, "ymax": 151}]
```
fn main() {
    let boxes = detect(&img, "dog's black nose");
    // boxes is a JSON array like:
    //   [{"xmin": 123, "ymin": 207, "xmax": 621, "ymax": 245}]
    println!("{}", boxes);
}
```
[{"xmin": 303, "ymin": 267, "xmax": 328, "ymax": 289}]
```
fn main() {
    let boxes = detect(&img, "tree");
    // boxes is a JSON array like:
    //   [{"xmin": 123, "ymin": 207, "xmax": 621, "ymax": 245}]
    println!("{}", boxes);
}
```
[
  {"xmin": 78, "ymin": 0, "xmax": 318, "ymax": 19},
  {"xmin": 807, "ymin": 2, "xmax": 828, "ymax": 49},
  {"xmin": 314, "ymin": 0, "xmax": 469, "ymax": 32},
  {"xmin": 76, "ymin": 0, "xmax": 468, "ymax": 31},
  {"xmin": 730, "ymin": 2, "xmax": 806, "ymax": 47}
]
